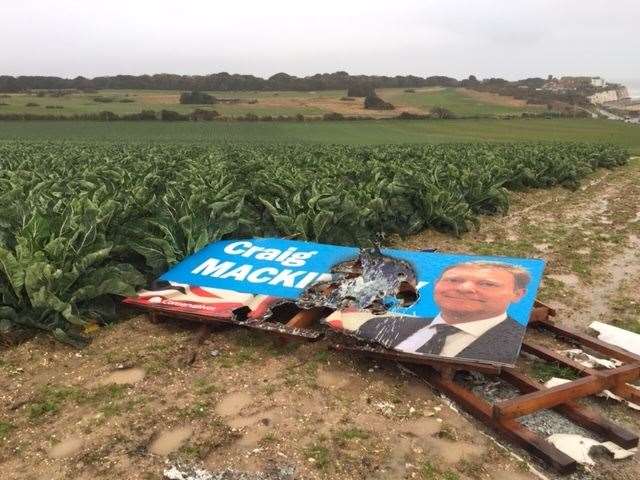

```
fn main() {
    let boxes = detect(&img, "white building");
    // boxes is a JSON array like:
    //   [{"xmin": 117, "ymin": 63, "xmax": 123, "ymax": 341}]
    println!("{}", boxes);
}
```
[{"xmin": 591, "ymin": 77, "xmax": 605, "ymax": 87}]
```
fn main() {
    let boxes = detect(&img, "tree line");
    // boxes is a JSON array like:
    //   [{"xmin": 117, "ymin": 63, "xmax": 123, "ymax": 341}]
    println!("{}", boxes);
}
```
[{"xmin": 0, "ymin": 71, "xmax": 462, "ymax": 92}]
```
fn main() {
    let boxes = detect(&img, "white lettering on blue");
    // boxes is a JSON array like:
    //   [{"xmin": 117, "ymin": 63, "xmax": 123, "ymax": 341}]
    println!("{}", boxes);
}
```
[{"xmin": 191, "ymin": 258, "xmax": 236, "ymax": 277}]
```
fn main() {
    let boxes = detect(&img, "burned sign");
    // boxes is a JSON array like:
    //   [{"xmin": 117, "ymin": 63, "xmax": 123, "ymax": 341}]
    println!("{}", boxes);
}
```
[{"xmin": 124, "ymin": 238, "xmax": 545, "ymax": 366}]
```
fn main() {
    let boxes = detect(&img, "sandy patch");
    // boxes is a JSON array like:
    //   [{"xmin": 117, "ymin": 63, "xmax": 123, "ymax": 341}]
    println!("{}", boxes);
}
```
[
  {"xmin": 98, "ymin": 367, "xmax": 146, "ymax": 385},
  {"xmin": 48, "ymin": 437, "xmax": 84, "ymax": 458},
  {"xmin": 215, "ymin": 391, "xmax": 254, "ymax": 417},
  {"xmin": 149, "ymin": 426, "xmax": 194, "ymax": 455}
]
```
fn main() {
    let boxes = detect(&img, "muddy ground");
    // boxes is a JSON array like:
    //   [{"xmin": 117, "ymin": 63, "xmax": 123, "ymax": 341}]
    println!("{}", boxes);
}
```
[{"xmin": 1, "ymin": 158, "xmax": 639, "ymax": 480}]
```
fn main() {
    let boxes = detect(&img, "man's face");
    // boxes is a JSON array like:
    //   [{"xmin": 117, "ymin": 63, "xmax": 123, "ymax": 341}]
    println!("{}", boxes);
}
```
[{"xmin": 433, "ymin": 265, "xmax": 526, "ymax": 321}]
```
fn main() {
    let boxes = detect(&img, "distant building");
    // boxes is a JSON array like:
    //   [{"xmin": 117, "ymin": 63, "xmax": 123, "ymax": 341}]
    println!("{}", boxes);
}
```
[{"xmin": 590, "ymin": 77, "xmax": 605, "ymax": 87}]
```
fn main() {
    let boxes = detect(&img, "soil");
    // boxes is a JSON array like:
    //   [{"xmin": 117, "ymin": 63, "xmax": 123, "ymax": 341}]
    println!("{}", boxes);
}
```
[{"xmin": 1, "ymin": 159, "xmax": 640, "ymax": 480}]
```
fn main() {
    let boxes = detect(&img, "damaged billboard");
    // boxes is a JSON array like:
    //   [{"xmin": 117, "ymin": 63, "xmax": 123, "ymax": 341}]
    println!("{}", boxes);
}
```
[{"xmin": 124, "ymin": 238, "xmax": 545, "ymax": 366}]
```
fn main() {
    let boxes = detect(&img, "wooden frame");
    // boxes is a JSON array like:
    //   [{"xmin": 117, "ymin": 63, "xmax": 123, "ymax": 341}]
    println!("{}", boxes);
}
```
[{"xmin": 338, "ymin": 303, "xmax": 640, "ymax": 473}]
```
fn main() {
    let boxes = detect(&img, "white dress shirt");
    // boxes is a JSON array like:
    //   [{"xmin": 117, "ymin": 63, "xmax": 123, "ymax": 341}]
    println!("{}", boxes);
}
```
[{"xmin": 395, "ymin": 313, "xmax": 508, "ymax": 357}]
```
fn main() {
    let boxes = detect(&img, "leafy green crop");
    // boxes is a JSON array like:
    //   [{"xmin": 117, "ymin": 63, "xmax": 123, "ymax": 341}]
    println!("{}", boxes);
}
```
[{"xmin": 0, "ymin": 141, "xmax": 629, "ymax": 343}]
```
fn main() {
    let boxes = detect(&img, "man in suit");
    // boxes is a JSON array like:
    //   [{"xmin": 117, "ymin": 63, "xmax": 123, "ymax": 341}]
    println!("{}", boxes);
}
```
[{"xmin": 354, "ymin": 261, "xmax": 531, "ymax": 364}]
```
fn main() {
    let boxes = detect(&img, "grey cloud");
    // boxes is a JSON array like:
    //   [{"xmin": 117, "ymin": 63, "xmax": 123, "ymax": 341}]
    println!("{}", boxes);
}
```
[{"xmin": 1, "ymin": 0, "xmax": 638, "ymax": 80}]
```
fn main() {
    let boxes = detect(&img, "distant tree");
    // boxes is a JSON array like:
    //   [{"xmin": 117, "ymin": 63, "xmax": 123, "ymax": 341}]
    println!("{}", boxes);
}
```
[
  {"xmin": 140, "ymin": 110, "xmax": 157, "ymax": 120},
  {"xmin": 97, "ymin": 111, "xmax": 118, "ymax": 121},
  {"xmin": 323, "ymin": 112, "xmax": 345, "ymax": 121},
  {"xmin": 179, "ymin": 91, "xmax": 215, "ymax": 104},
  {"xmin": 364, "ymin": 94, "xmax": 394, "ymax": 110},
  {"xmin": 191, "ymin": 109, "xmax": 219, "ymax": 121},
  {"xmin": 347, "ymin": 84, "xmax": 375, "ymax": 97},
  {"xmin": 430, "ymin": 106, "xmax": 455, "ymax": 119},
  {"xmin": 160, "ymin": 109, "xmax": 189, "ymax": 121}
]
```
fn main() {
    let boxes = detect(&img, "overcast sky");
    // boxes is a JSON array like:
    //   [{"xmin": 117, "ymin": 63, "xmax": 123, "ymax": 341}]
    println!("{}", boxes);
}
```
[{"xmin": 3, "ymin": 0, "xmax": 639, "ymax": 81}]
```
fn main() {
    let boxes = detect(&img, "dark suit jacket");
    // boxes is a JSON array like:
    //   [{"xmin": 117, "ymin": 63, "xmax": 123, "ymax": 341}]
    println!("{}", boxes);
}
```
[{"xmin": 355, "ymin": 315, "xmax": 526, "ymax": 365}]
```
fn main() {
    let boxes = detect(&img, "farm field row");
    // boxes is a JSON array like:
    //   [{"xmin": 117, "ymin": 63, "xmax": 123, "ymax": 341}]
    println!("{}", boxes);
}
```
[
  {"xmin": 0, "ymin": 141, "xmax": 629, "ymax": 343},
  {"xmin": 1, "ymin": 118, "xmax": 639, "ymax": 153},
  {"xmin": 0, "ymin": 87, "xmax": 544, "ymax": 118}
]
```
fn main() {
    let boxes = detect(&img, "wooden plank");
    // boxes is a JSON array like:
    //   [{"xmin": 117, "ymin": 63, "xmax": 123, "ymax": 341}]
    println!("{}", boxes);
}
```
[
  {"xmin": 529, "ymin": 319, "xmax": 640, "ymax": 364},
  {"xmin": 286, "ymin": 307, "xmax": 325, "ymax": 329},
  {"xmin": 521, "ymin": 341, "xmax": 640, "ymax": 403},
  {"xmin": 331, "ymin": 343, "xmax": 501, "ymax": 375},
  {"xmin": 611, "ymin": 382, "xmax": 640, "ymax": 405},
  {"xmin": 494, "ymin": 375, "xmax": 606, "ymax": 419},
  {"xmin": 501, "ymin": 368, "xmax": 639, "ymax": 449},
  {"xmin": 419, "ymin": 367, "xmax": 576, "ymax": 473},
  {"xmin": 495, "ymin": 364, "xmax": 640, "ymax": 419}
]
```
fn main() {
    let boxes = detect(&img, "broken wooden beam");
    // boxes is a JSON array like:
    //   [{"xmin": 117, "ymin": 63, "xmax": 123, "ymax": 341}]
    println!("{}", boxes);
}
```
[
  {"xmin": 529, "ymin": 319, "xmax": 640, "ymax": 364},
  {"xmin": 286, "ymin": 307, "xmax": 326, "ymax": 329},
  {"xmin": 521, "ymin": 340, "xmax": 598, "ymax": 375},
  {"xmin": 521, "ymin": 340, "xmax": 640, "ymax": 404},
  {"xmin": 500, "ymin": 368, "xmax": 639, "ymax": 449},
  {"xmin": 494, "ymin": 363, "xmax": 640, "ymax": 419},
  {"xmin": 418, "ymin": 367, "xmax": 577, "ymax": 473}
]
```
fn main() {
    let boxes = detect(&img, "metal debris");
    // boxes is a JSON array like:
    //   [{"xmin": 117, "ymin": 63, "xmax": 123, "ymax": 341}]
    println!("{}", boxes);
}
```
[{"xmin": 299, "ymin": 247, "xmax": 417, "ymax": 313}]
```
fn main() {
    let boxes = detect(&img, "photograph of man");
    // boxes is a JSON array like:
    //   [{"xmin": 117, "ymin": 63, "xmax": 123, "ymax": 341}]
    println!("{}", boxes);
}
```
[{"xmin": 355, "ymin": 261, "xmax": 531, "ymax": 364}]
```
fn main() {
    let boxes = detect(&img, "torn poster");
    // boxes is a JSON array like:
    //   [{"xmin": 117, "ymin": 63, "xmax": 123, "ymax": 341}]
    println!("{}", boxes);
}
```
[{"xmin": 124, "ymin": 238, "xmax": 545, "ymax": 366}]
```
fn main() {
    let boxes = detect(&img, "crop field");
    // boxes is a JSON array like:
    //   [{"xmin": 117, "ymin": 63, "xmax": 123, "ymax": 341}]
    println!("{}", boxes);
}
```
[
  {"xmin": 0, "ymin": 141, "xmax": 629, "ymax": 345},
  {"xmin": 0, "ymin": 87, "xmax": 544, "ymax": 119},
  {"xmin": 2, "ymin": 118, "xmax": 640, "ymax": 153}
]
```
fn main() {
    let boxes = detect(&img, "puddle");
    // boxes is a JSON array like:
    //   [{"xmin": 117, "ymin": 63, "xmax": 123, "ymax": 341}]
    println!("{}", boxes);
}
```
[
  {"xmin": 316, "ymin": 368, "xmax": 366, "ymax": 396},
  {"xmin": 149, "ymin": 426, "xmax": 194, "ymax": 456},
  {"xmin": 423, "ymin": 438, "xmax": 484, "ymax": 464},
  {"xmin": 400, "ymin": 417, "xmax": 441, "ymax": 437},
  {"xmin": 215, "ymin": 392, "xmax": 253, "ymax": 417},
  {"xmin": 48, "ymin": 437, "xmax": 83, "ymax": 458},
  {"xmin": 228, "ymin": 410, "xmax": 277, "ymax": 429},
  {"xmin": 99, "ymin": 367, "xmax": 146, "ymax": 385}
]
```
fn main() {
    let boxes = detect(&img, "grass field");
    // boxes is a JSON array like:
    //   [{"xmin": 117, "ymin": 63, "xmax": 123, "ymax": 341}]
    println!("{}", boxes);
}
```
[
  {"xmin": 378, "ymin": 87, "xmax": 544, "ymax": 116},
  {"xmin": 1, "ymin": 118, "xmax": 639, "ymax": 152},
  {"xmin": 0, "ymin": 87, "xmax": 545, "ymax": 119}
]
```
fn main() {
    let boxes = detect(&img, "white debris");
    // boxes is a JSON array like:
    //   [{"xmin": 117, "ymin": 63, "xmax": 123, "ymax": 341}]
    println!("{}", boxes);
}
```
[
  {"xmin": 589, "ymin": 321, "xmax": 640, "ymax": 356},
  {"xmin": 374, "ymin": 401, "xmax": 396, "ymax": 417},
  {"xmin": 547, "ymin": 433, "xmax": 637, "ymax": 466},
  {"xmin": 544, "ymin": 377, "xmax": 572, "ymax": 388},
  {"xmin": 561, "ymin": 349, "xmax": 622, "ymax": 369},
  {"xmin": 164, "ymin": 464, "xmax": 213, "ymax": 480}
]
